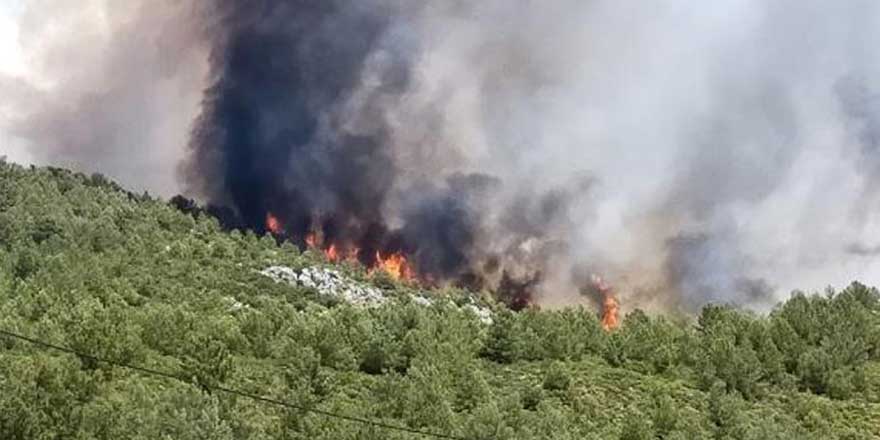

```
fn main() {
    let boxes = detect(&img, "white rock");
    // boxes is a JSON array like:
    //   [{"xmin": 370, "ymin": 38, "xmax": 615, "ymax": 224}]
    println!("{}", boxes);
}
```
[
  {"xmin": 412, "ymin": 296, "xmax": 434, "ymax": 307},
  {"xmin": 260, "ymin": 265, "xmax": 388, "ymax": 307},
  {"xmin": 259, "ymin": 266, "xmax": 494, "ymax": 323},
  {"xmin": 465, "ymin": 304, "xmax": 494, "ymax": 325}
]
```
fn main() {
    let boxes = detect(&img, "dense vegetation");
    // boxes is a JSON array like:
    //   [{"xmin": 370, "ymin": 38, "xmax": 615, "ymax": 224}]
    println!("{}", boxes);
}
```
[{"xmin": 0, "ymin": 161, "xmax": 878, "ymax": 439}]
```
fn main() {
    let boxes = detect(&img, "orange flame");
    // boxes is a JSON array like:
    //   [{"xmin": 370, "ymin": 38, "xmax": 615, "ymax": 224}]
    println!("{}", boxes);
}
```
[
  {"xmin": 264, "ymin": 214, "xmax": 416, "ymax": 281},
  {"xmin": 266, "ymin": 212, "xmax": 283, "ymax": 234},
  {"xmin": 324, "ymin": 243, "xmax": 359, "ymax": 262},
  {"xmin": 323, "ymin": 244, "xmax": 360, "ymax": 263},
  {"xmin": 371, "ymin": 251, "xmax": 414, "ymax": 281},
  {"xmin": 592, "ymin": 275, "xmax": 620, "ymax": 331},
  {"xmin": 325, "ymin": 243, "xmax": 339, "ymax": 261},
  {"xmin": 602, "ymin": 294, "xmax": 620, "ymax": 331}
]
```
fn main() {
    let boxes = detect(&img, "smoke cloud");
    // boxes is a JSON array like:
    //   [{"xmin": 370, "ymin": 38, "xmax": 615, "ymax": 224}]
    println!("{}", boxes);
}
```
[
  {"xmin": 4, "ymin": 0, "xmax": 880, "ymax": 312},
  {"xmin": 0, "ymin": 0, "xmax": 209, "ymax": 196}
]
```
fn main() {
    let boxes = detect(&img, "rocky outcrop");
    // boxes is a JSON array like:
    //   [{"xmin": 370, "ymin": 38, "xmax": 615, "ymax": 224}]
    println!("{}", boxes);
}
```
[{"xmin": 259, "ymin": 265, "xmax": 493, "ymax": 323}]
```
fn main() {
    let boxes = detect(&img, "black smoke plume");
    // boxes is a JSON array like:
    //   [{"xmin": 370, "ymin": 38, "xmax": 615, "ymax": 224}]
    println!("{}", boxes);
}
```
[
  {"xmin": 182, "ymin": 1, "xmax": 564, "ymax": 284},
  {"xmin": 184, "ymin": 0, "xmax": 400, "ymax": 233}
]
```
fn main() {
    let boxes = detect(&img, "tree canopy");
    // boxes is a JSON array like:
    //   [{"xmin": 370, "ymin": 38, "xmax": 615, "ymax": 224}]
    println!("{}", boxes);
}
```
[{"xmin": 0, "ymin": 161, "xmax": 878, "ymax": 439}]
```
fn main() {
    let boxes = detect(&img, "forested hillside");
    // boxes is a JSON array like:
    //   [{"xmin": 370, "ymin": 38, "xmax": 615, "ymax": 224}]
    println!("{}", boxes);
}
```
[{"xmin": 0, "ymin": 161, "xmax": 878, "ymax": 439}]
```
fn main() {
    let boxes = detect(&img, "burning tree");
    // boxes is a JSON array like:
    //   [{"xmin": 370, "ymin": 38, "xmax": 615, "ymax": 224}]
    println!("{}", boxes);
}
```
[{"xmin": 590, "ymin": 274, "xmax": 620, "ymax": 331}]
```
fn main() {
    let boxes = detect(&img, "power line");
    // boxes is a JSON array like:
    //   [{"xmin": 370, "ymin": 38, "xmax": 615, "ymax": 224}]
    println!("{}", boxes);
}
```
[{"xmin": 0, "ymin": 328, "xmax": 470, "ymax": 440}]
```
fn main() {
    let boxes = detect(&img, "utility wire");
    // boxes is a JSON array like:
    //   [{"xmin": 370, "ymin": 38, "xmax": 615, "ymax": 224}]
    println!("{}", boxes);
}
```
[{"xmin": 0, "ymin": 328, "xmax": 470, "ymax": 440}]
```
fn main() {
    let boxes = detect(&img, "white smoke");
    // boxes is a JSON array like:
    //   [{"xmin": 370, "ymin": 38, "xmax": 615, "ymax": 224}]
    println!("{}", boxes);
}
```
[{"xmin": 0, "ymin": 0, "xmax": 208, "ymax": 196}]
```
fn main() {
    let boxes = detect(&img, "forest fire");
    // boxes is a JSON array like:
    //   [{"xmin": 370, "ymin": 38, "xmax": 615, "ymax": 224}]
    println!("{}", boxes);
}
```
[
  {"xmin": 323, "ymin": 244, "xmax": 359, "ymax": 264},
  {"xmin": 370, "ymin": 251, "xmax": 415, "ymax": 281},
  {"xmin": 263, "ymin": 210, "xmax": 625, "ymax": 316},
  {"xmin": 266, "ymin": 212, "xmax": 415, "ymax": 281},
  {"xmin": 325, "ymin": 244, "xmax": 340, "ymax": 262},
  {"xmin": 265, "ymin": 212, "xmax": 283, "ymax": 235},
  {"xmin": 591, "ymin": 275, "xmax": 620, "ymax": 331},
  {"xmin": 602, "ymin": 294, "xmax": 620, "ymax": 331}
]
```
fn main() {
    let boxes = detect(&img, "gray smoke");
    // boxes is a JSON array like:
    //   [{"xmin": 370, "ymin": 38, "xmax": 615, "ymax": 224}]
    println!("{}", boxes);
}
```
[
  {"xmin": 0, "ymin": 0, "xmax": 209, "ymax": 196},
  {"xmin": 665, "ymin": 232, "xmax": 774, "ymax": 311},
  {"xmin": 3, "ymin": 0, "xmax": 880, "ymax": 312},
  {"xmin": 836, "ymin": 75, "xmax": 880, "ymax": 215},
  {"xmin": 847, "ymin": 243, "xmax": 880, "ymax": 257}
]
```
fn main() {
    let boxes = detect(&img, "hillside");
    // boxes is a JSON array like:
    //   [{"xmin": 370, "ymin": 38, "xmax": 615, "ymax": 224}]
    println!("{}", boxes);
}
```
[{"xmin": 0, "ymin": 161, "xmax": 879, "ymax": 439}]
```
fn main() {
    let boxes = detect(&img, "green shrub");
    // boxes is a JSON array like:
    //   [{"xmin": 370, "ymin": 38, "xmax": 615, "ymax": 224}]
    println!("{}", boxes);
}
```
[{"xmin": 542, "ymin": 362, "xmax": 572, "ymax": 392}]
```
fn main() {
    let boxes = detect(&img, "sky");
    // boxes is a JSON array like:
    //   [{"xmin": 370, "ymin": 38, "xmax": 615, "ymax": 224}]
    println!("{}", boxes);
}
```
[{"xmin": 0, "ymin": 0, "xmax": 30, "ymax": 164}]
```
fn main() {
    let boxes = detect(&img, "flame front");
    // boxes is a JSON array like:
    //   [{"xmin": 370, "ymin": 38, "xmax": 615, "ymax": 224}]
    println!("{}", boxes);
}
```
[
  {"xmin": 264, "ymin": 213, "xmax": 419, "ymax": 283},
  {"xmin": 372, "ymin": 251, "xmax": 414, "ymax": 281},
  {"xmin": 324, "ymin": 244, "xmax": 359, "ymax": 263}
]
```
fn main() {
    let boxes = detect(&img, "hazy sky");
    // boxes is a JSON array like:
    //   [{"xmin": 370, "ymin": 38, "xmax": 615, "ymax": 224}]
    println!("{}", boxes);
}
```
[
  {"xmin": 0, "ymin": 0, "xmax": 30, "ymax": 164},
  {"xmin": 0, "ymin": 0, "xmax": 207, "ymax": 196}
]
